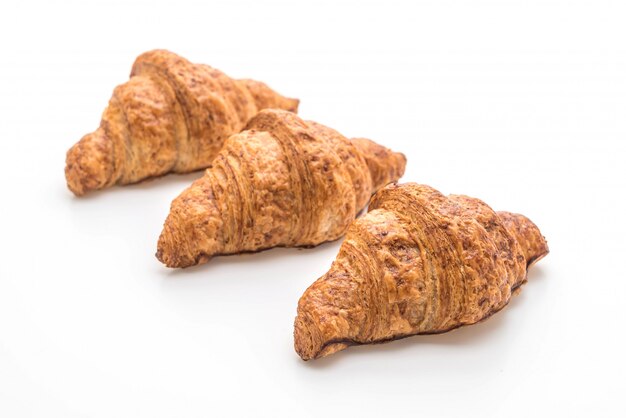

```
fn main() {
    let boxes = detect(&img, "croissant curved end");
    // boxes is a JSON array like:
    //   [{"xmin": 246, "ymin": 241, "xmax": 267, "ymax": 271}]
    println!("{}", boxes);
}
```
[
  {"xmin": 65, "ymin": 131, "xmax": 113, "ymax": 196},
  {"xmin": 284, "ymin": 97, "xmax": 300, "ymax": 113},
  {"xmin": 294, "ymin": 313, "xmax": 327, "ymax": 360},
  {"xmin": 351, "ymin": 138, "xmax": 407, "ymax": 191},
  {"xmin": 156, "ymin": 219, "xmax": 205, "ymax": 268},
  {"xmin": 294, "ymin": 309, "xmax": 351, "ymax": 360},
  {"xmin": 498, "ymin": 211, "xmax": 549, "ymax": 267},
  {"xmin": 236, "ymin": 78, "xmax": 300, "ymax": 114},
  {"xmin": 156, "ymin": 192, "xmax": 224, "ymax": 268}
]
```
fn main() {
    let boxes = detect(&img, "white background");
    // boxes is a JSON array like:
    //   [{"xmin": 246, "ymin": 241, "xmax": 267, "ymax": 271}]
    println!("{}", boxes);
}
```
[{"xmin": 1, "ymin": 0, "xmax": 625, "ymax": 416}]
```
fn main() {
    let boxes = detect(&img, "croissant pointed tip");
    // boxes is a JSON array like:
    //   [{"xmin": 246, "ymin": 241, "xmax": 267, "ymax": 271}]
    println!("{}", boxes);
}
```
[
  {"xmin": 155, "ymin": 245, "xmax": 189, "ymax": 269},
  {"xmin": 398, "ymin": 151, "xmax": 408, "ymax": 168},
  {"xmin": 156, "ymin": 228, "xmax": 194, "ymax": 268},
  {"xmin": 65, "ymin": 131, "xmax": 114, "ymax": 196},
  {"xmin": 351, "ymin": 138, "xmax": 407, "ymax": 191},
  {"xmin": 497, "ymin": 211, "xmax": 549, "ymax": 268},
  {"xmin": 65, "ymin": 169, "xmax": 86, "ymax": 196},
  {"xmin": 157, "ymin": 221, "xmax": 183, "ymax": 268},
  {"xmin": 156, "ymin": 248, "xmax": 212, "ymax": 269},
  {"xmin": 236, "ymin": 79, "xmax": 301, "ymax": 115},
  {"xmin": 294, "ymin": 314, "xmax": 323, "ymax": 360},
  {"xmin": 157, "ymin": 196, "xmax": 220, "ymax": 269},
  {"xmin": 294, "ymin": 316, "xmax": 351, "ymax": 360},
  {"xmin": 294, "ymin": 301, "xmax": 352, "ymax": 361},
  {"xmin": 287, "ymin": 98, "xmax": 300, "ymax": 113},
  {"xmin": 393, "ymin": 152, "xmax": 408, "ymax": 182}
]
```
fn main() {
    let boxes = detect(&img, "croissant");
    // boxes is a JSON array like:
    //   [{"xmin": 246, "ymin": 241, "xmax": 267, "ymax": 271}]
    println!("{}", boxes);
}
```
[
  {"xmin": 294, "ymin": 183, "xmax": 549, "ymax": 360},
  {"xmin": 65, "ymin": 49, "xmax": 299, "ymax": 196},
  {"xmin": 156, "ymin": 109, "xmax": 406, "ymax": 268}
]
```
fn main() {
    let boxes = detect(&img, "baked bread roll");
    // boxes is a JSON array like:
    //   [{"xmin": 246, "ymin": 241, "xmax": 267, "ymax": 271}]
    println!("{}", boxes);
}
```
[
  {"xmin": 65, "ymin": 49, "xmax": 298, "ymax": 196},
  {"xmin": 156, "ymin": 109, "xmax": 406, "ymax": 268},
  {"xmin": 294, "ymin": 183, "xmax": 548, "ymax": 360}
]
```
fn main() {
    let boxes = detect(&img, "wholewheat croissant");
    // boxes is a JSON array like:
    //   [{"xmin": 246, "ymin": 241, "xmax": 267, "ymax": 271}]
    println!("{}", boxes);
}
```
[
  {"xmin": 156, "ymin": 109, "xmax": 406, "ymax": 268},
  {"xmin": 65, "ymin": 49, "xmax": 298, "ymax": 196},
  {"xmin": 294, "ymin": 183, "xmax": 548, "ymax": 360}
]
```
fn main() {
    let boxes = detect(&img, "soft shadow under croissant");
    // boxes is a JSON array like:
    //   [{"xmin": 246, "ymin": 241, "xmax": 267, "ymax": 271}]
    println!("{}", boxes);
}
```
[
  {"xmin": 65, "ymin": 49, "xmax": 298, "ymax": 196},
  {"xmin": 156, "ymin": 109, "xmax": 406, "ymax": 268},
  {"xmin": 294, "ymin": 183, "xmax": 549, "ymax": 360}
]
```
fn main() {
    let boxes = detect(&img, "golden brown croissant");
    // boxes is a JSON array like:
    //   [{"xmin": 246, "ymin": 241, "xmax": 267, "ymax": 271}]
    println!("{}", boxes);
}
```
[
  {"xmin": 65, "ymin": 49, "xmax": 299, "ymax": 196},
  {"xmin": 294, "ymin": 183, "xmax": 549, "ymax": 360},
  {"xmin": 156, "ymin": 109, "xmax": 406, "ymax": 268}
]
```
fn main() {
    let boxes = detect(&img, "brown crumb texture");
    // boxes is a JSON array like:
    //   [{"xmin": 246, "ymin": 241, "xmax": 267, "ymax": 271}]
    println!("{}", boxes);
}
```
[
  {"xmin": 156, "ymin": 109, "xmax": 406, "ymax": 268},
  {"xmin": 65, "ymin": 49, "xmax": 299, "ymax": 196},
  {"xmin": 294, "ymin": 183, "xmax": 549, "ymax": 360}
]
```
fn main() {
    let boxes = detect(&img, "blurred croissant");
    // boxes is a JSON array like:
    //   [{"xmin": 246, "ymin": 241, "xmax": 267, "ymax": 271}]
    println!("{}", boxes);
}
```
[
  {"xmin": 65, "ymin": 49, "xmax": 298, "ymax": 196},
  {"xmin": 294, "ymin": 183, "xmax": 549, "ymax": 360},
  {"xmin": 157, "ymin": 109, "xmax": 406, "ymax": 268}
]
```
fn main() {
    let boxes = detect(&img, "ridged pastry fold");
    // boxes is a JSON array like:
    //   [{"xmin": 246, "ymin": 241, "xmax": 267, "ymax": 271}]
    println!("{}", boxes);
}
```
[
  {"xmin": 294, "ymin": 183, "xmax": 548, "ymax": 360},
  {"xmin": 156, "ymin": 109, "xmax": 407, "ymax": 268},
  {"xmin": 65, "ymin": 49, "xmax": 298, "ymax": 196}
]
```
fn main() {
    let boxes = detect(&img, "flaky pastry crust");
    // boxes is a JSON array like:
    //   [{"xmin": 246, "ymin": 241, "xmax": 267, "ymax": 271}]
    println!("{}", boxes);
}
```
[
  {"xmin": 65, "ymin": 49, "xmax": 298, "ymax": 196},
  {"xmin": 156, "ymin": 109, "xmax": 406, "ymax": 268},
  {"xmin": 294, "ymin": 183, "xmax": 549, "ymax": 360}
]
